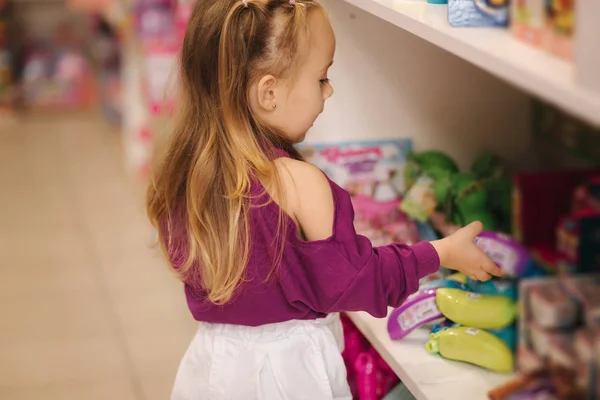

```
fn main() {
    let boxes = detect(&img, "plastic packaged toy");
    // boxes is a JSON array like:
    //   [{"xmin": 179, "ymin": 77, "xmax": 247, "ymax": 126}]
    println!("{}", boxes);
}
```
[
  {"xmin": 474, "ymin": 232, "xmax": 531, "ymax": 277},
  {"xmin": 432, "ymin": 320, "xmax": 517, "ymax": 351},
  {"xmin": 426, "ymin": 327, "xmax": 514, "ymax": 373},
  {"xmin": 448, "ymin": 0, "xmax": 509, "ymax": 27},
  {"xmin": 528, "ymin": 282, "xmax": 578, "ymax": 329},
  {"xmin": 435, "ymin": 288, "xmax": 517, "ymax": 330},
  {"xmin": 518, "ymin": 275, "xmax": 600, "ymax": 397},
  {"xmin": 387, "ymin": 288, "xmax": 444, "ymax": 340}
]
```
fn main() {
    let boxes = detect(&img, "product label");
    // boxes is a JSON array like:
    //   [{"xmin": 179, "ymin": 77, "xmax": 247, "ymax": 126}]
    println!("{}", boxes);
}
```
[
  {"xmin": 465, "ymin": 328, "xmax": 480, "ymax": 336},
  {"xmin": 398, "ymin": 297, "xmax": 439, "ymax": 331},
  {"xmin": 474, "ymin": 237, "xmax": 518, "ymax": 275}
]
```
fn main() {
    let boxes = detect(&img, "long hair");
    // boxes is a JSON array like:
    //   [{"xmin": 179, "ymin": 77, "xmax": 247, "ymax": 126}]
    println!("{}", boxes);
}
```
[{"xmin": 147, "ymin": 0, "xmax": 326, "ymax": 304}]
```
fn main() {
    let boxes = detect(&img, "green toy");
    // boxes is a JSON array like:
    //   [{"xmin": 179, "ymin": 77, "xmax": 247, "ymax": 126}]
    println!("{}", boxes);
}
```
[{"xmin": 402, "ymin": 150, "xmax": 512, "ymax": 232}]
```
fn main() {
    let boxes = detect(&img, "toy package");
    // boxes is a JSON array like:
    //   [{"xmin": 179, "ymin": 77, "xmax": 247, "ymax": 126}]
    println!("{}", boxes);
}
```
[
  {"xmin": 448, "ymin": 0, "xmax": 509, "ymax": 27},
  {"xmin": 298, "ymin": 139, "xmax": 412, "ymax": 199},
  {"xmin": 516, "ymin": 275, "xmax": 600, "ymax": 399},
  {"xmin": 388, "ymin": 282, "xmax": 518, "ymax": 372},
  {"xmin": 542, "ymin": 0, "xmax": 575, "ymax": 60},
  {"xmin": 299, "ymin": 140, "xmax": 421, "ymax": 246},
  {"xmin": 512, "ymin": 0, "xmax": 545, "ymax": 47},
  {"xmin": 512, "ymin": 0, "xmax": 575, "ymax": 60},
  {"xmin": 513, "ymin": 169, "xmax": 600, "ymax": 274}
]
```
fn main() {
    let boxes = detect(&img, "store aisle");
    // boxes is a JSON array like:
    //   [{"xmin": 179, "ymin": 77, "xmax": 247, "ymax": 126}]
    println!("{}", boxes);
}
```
[{"xmin": 0, "ymin": 112, "xmax": 195, "ymax": 400}]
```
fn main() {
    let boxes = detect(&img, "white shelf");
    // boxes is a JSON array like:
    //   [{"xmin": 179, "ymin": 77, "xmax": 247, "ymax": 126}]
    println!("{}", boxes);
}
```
[
  {"xmin": 342, "ymin": 0, "xmax": 600, "ymax": 127},
  {"xmin": 347, "ymin": 310, "xmax": 513, "ymax": 400}
]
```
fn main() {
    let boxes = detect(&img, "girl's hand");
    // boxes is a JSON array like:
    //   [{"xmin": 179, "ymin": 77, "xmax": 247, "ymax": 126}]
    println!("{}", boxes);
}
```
[{"xmin": 431, "ymin": 221, "xmax": 504, "ymax": 282}]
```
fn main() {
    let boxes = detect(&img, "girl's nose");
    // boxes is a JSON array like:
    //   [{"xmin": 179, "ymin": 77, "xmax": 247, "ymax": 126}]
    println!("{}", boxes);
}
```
[{"xmin": 323, "ymin": 83, "xmax": 333, "ymax": 100}]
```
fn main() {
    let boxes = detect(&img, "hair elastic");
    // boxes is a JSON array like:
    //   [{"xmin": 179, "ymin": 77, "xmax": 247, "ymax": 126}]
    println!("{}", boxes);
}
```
[
  {"xmin": 289, "ymin": 0, "xmax": 296, "ymax": 4},
  {"xmin": 242, "ymin": 0, "xmax": 248, "ymax": 7}
]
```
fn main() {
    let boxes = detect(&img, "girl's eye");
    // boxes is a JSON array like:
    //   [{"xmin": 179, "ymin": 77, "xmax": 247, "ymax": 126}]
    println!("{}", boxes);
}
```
[{"xmin": 320, "ymin": 78, "xmax": 330, "ymax": 85}]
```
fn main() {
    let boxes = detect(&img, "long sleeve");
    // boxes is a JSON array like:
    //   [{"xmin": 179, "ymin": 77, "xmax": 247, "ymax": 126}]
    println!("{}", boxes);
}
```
[{"xmin": 279, "ymin": 177, "xmax": 440, "ymax": 318}]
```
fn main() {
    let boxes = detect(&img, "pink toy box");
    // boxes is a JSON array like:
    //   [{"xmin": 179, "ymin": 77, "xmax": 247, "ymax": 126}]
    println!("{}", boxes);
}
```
[{"xmin": 299, "ymin": 140, "xmax": 420, "ymax": 246}]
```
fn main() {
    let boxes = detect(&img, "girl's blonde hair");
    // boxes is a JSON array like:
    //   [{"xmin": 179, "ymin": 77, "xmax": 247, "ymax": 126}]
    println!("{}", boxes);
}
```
[{"xmin": 147, "ymin": 0, "xmax": 326, "ymax": 304}]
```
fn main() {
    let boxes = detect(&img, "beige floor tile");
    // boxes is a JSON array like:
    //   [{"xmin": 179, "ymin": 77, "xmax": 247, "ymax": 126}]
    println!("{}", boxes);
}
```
[
  {"xmin": 0, "ymin": 285, "xmax": 115, "ymax": 344},
  {"xmin": 0, "ymin": 335, "xmax": 131, "ymax": 387},
  {"xmin": 112, "ymin": 282, "xmax": 192, "ymax": 334},
  {"xmin": 139, "ymin": 373, "xmax": 178, "ymax": 400},
  {"xmin": 0, "ymin": 379, "xmax": 138, "ymax": 400}
]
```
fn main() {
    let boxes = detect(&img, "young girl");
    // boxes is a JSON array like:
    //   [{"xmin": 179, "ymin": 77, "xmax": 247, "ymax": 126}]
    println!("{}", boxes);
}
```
[{"xmin": 146, "ymin": 0, "xmax": 503, "ymax": 398}]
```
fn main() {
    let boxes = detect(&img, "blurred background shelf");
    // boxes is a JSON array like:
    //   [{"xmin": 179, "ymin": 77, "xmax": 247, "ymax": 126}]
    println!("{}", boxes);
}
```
[{"xmin": 342, "ymin": 0, "xmax": 600, "ymax": 126}]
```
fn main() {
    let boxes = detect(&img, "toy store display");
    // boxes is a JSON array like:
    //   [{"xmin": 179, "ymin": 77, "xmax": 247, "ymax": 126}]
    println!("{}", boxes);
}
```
[
  {"xmin": 20, "ymin": 24, "xmax": 96, "ymax": 110},
  {"xmin": 384, "ymin": 227, "xmax": 540, "ymax": 374},
  {"xmin": 513, "ymin": 169, "xmax": 600, "ymax": 274},
  {"xmin": 401, "ymin": 150, "xmax": 512, "ymax": 233},
  {"xmin": 121, "ymin": 38, "xmax": 153, "ymax": 178},
  {"xmin": 133, "ymin": 0, "xmax": 186, "ymax": 116},
  {"xmin": 387, "ymin": 278, "xmax": 518, "ymax": 372},
  {"xmin": 117, "ymin": 0, "xmax": 192, "ymax": 178},
  {"xmin": 515, "ymin": 274, "xmax": 600, "ymax": 399}
]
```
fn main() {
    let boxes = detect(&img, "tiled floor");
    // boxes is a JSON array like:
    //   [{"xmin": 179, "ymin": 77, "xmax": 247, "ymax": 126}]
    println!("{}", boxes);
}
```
[{"xmin": 0, "ymin": 112, "xmax": 196, "ymax": 400}]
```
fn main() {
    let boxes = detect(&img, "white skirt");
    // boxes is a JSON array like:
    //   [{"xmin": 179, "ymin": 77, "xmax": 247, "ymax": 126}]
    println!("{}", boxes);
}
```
[{"xmin": 171, "ymin": 313, "xmax": 353, "ymax": 400}]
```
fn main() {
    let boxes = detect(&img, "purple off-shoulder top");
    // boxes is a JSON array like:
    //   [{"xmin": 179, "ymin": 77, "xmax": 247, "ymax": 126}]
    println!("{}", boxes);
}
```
[{"xmin": 168, "ymin": 151, "xmax": 440, "ymax": 326}]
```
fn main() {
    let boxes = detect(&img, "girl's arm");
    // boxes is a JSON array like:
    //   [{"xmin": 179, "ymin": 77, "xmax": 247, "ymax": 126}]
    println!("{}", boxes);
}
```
[{"xmin": 275, "ymin": 158, "xmax": 501, "ymax": 317}]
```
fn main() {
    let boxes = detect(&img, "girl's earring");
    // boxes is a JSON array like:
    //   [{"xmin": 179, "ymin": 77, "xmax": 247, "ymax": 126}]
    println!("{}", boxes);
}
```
[{"xmin": 272, "ymin": 104, "xmax": 277, "ymax": 109}]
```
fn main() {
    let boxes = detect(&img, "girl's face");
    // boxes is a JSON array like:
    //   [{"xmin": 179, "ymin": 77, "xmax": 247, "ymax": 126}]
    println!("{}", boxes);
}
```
[{"xmin": 250, "ymin": 10, "xmax": 335, "ymax": 144}]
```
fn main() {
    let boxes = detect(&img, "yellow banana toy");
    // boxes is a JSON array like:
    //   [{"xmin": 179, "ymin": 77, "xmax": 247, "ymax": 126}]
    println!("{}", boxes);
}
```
[
  {"xmin": 426, "ymin": 326, "xmax": 514, "ymax": 373},
  {"xmin": 435, "ymin": 288, "xmax": 516, "ymax": 330}
]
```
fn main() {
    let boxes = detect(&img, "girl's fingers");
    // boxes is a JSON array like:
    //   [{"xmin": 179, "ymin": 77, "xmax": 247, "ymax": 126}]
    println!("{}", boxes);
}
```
[
  {"xmin": 461, "ymin": 221, "xmax": 484, "ymax": 239},
  {"xmin": 475, "ymin": 270, "xmax": 492, "ymax": 282},
  {"xmin": 482, "ymin": 260, "xmax": 505, "ymax": 277}
]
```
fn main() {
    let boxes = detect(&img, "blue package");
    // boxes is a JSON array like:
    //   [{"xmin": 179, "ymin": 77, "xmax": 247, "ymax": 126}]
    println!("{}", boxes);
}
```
[
  {"xmin": 420, "ymin": 279, "xmax": 464, "ymax": 291},
  {"xmin": 488, "ymin": 325, "xmax": 517, "ymax": 351},
  {"xmin": 448, "ymin": 0, "xmax": 509, "ymax": 27},
  {"xmin": 466, "ymin": 277, "xmax": 517, "ymax": 300},
  {"xmin": 431, "ymin": 319, "xmax": 458, "ymax": 334}
]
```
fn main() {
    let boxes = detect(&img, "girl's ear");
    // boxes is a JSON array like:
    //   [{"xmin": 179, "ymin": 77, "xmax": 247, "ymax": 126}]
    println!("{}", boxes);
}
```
[{"xmin": 254, "ymin": 75, "xmax": 278, "ymax": 112}]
